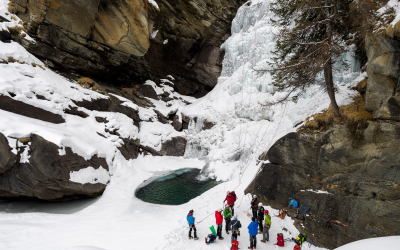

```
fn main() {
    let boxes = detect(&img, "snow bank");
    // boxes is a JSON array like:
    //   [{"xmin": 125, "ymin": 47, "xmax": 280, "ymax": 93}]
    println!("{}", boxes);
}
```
[{"xmin": 335, "ymin": 236, "xmax": 400, "ymax": 250}]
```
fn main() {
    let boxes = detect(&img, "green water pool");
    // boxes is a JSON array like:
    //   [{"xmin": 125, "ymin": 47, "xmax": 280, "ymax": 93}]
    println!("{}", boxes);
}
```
[{"xmin": 135, "ymin": 168, "xmax": 219, "ymax": 205}]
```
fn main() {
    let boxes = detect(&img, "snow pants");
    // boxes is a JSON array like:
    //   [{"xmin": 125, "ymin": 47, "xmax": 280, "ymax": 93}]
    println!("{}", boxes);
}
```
[
  {"xmin": 258, "ymin": 220, "xmax": 263, "ymax": 232},
  {"xmin": 249, "ymin": 235, "xmax": 257, "ymax": 249},
  {"xmin": 252, "ymin": 208, "xmax": 257, "ymax": 219},
  {"xmin": 225, "ymin": 218, "xmax": 231, "ymax": 233},
  {"xmin": 231, "ymin": 230, "xmax": 238, "ymax": 243},
  {"xmin": 230, "ymin": 204, "xmax": 235, "ymax": 216},
  {"xmin": 262, "ymin": 225, "xmax": 270, "ymax": 241},
  {"xmin": 217, "ymin": 224, "xmax": 222, "ymax": 238},
  {"xmin": 189, "ymin": 225, "xmax": 197, "ymax": 238}
]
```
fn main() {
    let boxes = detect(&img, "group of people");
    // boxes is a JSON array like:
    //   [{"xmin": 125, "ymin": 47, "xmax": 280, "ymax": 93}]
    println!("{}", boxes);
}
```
[
  {"xmin": 249, "ymin": 194, "xmax": 272, "ymax": 249},
  {"xmin": 186, "ymin": 192, "xmax": 272, "ymax": 250}
]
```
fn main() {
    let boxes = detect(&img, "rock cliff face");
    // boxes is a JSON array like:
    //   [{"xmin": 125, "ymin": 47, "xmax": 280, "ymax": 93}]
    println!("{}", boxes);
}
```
[
  {"xmin": 365, "ymin": 24, "xmax": 400, "ymax": 121},
  {"xmin": 8, "ymin": 0, "xmax": 244, "ymax": 97},
  {"xmin": 0, "ymin": 133, "xmax": 109, "ymax": 200},
  {"xmin": 245, "ymin": 17, "xmax": 400, "ymax": 250}
]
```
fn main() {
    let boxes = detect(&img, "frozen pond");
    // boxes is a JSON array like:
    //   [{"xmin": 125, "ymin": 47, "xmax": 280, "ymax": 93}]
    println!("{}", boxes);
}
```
[{"xmin": 135, "ymin": 168, "xmax": 219, "ymax": 205}]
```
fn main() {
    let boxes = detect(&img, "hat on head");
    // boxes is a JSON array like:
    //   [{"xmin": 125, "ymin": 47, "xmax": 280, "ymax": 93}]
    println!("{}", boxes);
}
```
[
  {"xmin": 253, "ymin": 195, "xmax": 257, "ymax": 198},
  {"xmin": 251, "ymin": 217, "xmax": 256, "ymax": 222},
  {"xmin": 227, "ymin": 191, "xmax": 230, "ymax": 194},
  {"xmin": 258, "ymin": 202, "xmax": 263, "ymax": 206},
  {"xmin": 264, "ymin": 210, "xmax": 269, "ymax": 214},
  {"xmin": 218, "ymin": 208, "xmax": 222, "ymax": 212},
  {"xmin": 189, "ymin": 209, "xmax": 194, "ymax": 213}
]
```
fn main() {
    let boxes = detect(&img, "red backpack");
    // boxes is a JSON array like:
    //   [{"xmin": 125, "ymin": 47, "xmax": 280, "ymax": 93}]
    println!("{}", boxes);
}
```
[
  {"xmin": 231, "ymin": 191, "xmax": 237, "ymax": 202},
  {"xmin": 231, "ymin": 240, "xmax": 239, "ymax": 250},
  {"xmin": 277, "ymin": 233, "xmax": 284, "ymax": 247}
]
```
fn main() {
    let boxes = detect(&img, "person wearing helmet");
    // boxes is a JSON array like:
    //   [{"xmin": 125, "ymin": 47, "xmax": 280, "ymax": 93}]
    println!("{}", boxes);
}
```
[
  {"xmin": 187, "ymin": 209, "xmax": 199, "ymax": 240},
  {"xmin": 223, "ymin": 204, "xmax": 233, "ymax": 234},
  {"xmin": 229, "ymin": 214, "xmax": 242, "ymax": 243},
  {"xmin": 215, "ymin": 208, "xmax": 224, "ymax": 240},
  {"xmin": 224, "ymin": 191, "xmax": 236, "ymax": 215},
  {"xmin": 250, "ymin": 195, "xmax": 259, "ymax": 219},
  {"xmin": 257, "ymin": 203, "xmax": 265, "ymax": 233},
  {"xmin": 261, "ymin": 210, "xmax": 271, "ymax": 243}
]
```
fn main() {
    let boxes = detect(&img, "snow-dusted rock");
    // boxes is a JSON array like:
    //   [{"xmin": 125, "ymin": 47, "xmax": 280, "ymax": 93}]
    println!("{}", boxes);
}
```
[
  {"xmin": 0, "ymin": 133, "xmax": 109, "ymax": 200},
  {"xmin": 247, "ymin": 121, "xmax": 400, "ymax": 249}
]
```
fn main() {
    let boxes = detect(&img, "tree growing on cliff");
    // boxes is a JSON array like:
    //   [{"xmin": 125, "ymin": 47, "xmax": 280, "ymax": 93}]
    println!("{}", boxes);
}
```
[{"xmin": 266, "ymin": 0, "xmax": 353, "ymax": 117}]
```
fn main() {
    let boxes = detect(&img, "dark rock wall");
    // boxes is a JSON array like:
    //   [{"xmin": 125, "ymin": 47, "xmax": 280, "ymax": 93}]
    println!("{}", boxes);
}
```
[
  {"xmin": 0, "ymin": 133, "xmax": 109, "ymax": 200},
  {"xmin": 8, "ymin": 0, "xmax": 245, "ymax": 97},
  {"xmin": 246, "ymin": 121, "xmax": 400, "ymax": 249}
]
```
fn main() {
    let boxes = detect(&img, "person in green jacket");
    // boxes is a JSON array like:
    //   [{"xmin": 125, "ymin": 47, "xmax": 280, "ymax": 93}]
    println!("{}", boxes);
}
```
[
  {"xmin": 223, "ymin": 204, "xmax": 232, "ymax": 234},
  {"xmin": 261, "ymin": 210, "xmax": 271, "ymax": 243}
]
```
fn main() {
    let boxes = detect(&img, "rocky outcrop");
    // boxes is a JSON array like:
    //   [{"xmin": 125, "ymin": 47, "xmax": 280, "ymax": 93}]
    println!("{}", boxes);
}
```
[
  {"xmin": 0, "ymin": 133, "xmax": 109, "ymax": 200},
  {"xmin": 246, "ymin": 121, "xmax": 400, "ymax": 249},
  {"xmin": 364, "ymin": 19, "xmax": 400, "ymax": 121},
  {"xmin": 7, "ymin": 0, "xmax": 245, "ymax": 97},
  {"xmin": 0, "ymin": 95, "xmax": 65, "ymax": 124}
]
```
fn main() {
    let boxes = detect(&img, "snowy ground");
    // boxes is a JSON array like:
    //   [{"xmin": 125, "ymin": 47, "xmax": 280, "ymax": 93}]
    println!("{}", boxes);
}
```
[{"xmin": 1, "ymin": 0, "xmax": 396, "ymax": 250}]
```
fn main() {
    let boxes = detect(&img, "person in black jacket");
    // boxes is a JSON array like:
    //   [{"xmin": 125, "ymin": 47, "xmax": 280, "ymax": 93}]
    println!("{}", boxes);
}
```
[
  {"xmin": 229, "ymin": 215, "xmax": 242, "ymax": 243},
  {"xmin": 257, "ymin": 203, "xmax": 265, "ymax": 233},
  {"xmin": 250, "ymin": 195, "xmax": 258, "ymax": 218}
]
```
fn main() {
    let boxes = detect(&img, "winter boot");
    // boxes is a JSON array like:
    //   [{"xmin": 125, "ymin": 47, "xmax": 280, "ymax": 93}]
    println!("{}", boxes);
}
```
[
  {"xmin": 188, "ymin": 236, "xmax": 193, "ymax": 239},
  {"xmin": 260, "ymin": 240, "xmax": 266, "ymax": 243},
  {"xmin": 219, "ymin": 237, "xmax": 224, "ymax": 240},
  {"xmin": 194, "ymin": 237, "xmax": 199, "ymax": 240}
]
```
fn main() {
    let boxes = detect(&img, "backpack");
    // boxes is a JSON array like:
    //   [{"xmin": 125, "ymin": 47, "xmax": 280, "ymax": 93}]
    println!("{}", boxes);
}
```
[
  {"xmin": 277, "ymin": 209, "xmax": 287, "ymax": 219},
  {"xmin": 294, "ymin": 245, "xmax": 301, "ymax": 250},
  {"xmin": 231, "ymin": 191, "xmax": 237, "ymax": 202},
  {"xmin": 293, "ymin": 233, "xmax": 307, "ymax": 245},
  {"xmin": 277, "ymin": 233, "xmax": 284, "ymax": 247},
  {"xmin": 231, "ymin": 240, "xmax": 239, "ymax": 250}
]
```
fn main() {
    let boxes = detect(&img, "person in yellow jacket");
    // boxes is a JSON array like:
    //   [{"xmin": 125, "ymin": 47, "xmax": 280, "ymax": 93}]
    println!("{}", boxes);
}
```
[{"xmin": 261, "ymin": 210, "xmax": 271, "ymax": 243}]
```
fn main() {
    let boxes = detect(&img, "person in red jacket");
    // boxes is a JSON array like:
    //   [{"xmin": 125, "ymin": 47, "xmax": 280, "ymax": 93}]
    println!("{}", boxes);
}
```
[
  {"xmin": 215, "ymin": 208, "xmax": 224, "ymax": 240},
  {"xmin": 224, "ymin": 191, "xmax": 237, "ymax": 215}
]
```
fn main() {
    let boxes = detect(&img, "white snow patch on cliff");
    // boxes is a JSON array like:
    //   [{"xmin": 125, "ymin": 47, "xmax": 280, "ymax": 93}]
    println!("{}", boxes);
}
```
[{"xmin": 70, "ymin": 166, "xmax": 110, "ymax": 185}]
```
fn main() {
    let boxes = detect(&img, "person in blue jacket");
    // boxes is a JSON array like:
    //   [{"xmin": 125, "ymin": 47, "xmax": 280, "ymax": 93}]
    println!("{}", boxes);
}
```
[
  {"xmin": 187, "ymin": 209, "xmax": 199, "ymax": 240},
  {"xmin": 247, "ymin": 217, "xmax": 258, "ymax": 250},
  {"xmin": 289, "ymin": 197, "xmax": 299, "ymax": 208}
]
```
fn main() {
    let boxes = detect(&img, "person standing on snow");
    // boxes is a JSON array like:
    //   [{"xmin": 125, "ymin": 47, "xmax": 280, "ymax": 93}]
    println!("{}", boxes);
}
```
[
  {"xmin": 247, "ymin": 217, "xmax": 258, "ymax": 250},
  {"xmin": 229, "ymin": 214, "xmax": 242, "ymax": 243},
  {"xmin": 250, "ymin": 195, "xmax": 259, "ymax": 219},
  {"xmin": 261, "ymin": 210, "xmax": 271, "ymax": 243},
  {"xmin": 257, "ymin": 203, "xmax": 265, "ymax": 233},
  {"xmin": 224, "ymin": 191, "xmax": 237, "ymax": 215},
  {"xmin": 223, "ymin": 204, "xmax": 233, "ymax": 234},
  {"xmin": 187, "ymin": 209, "xmax": 199, "ymax": 240},
  {"xmin": 215, "ymin": 208, "xmax": 224, "ymax": 240}
]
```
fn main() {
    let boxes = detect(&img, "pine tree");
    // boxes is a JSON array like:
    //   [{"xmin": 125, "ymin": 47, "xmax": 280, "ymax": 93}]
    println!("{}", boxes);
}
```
[{"xmin": 266, "ymin": 0, "xmax": 353, "ymax": 116}]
